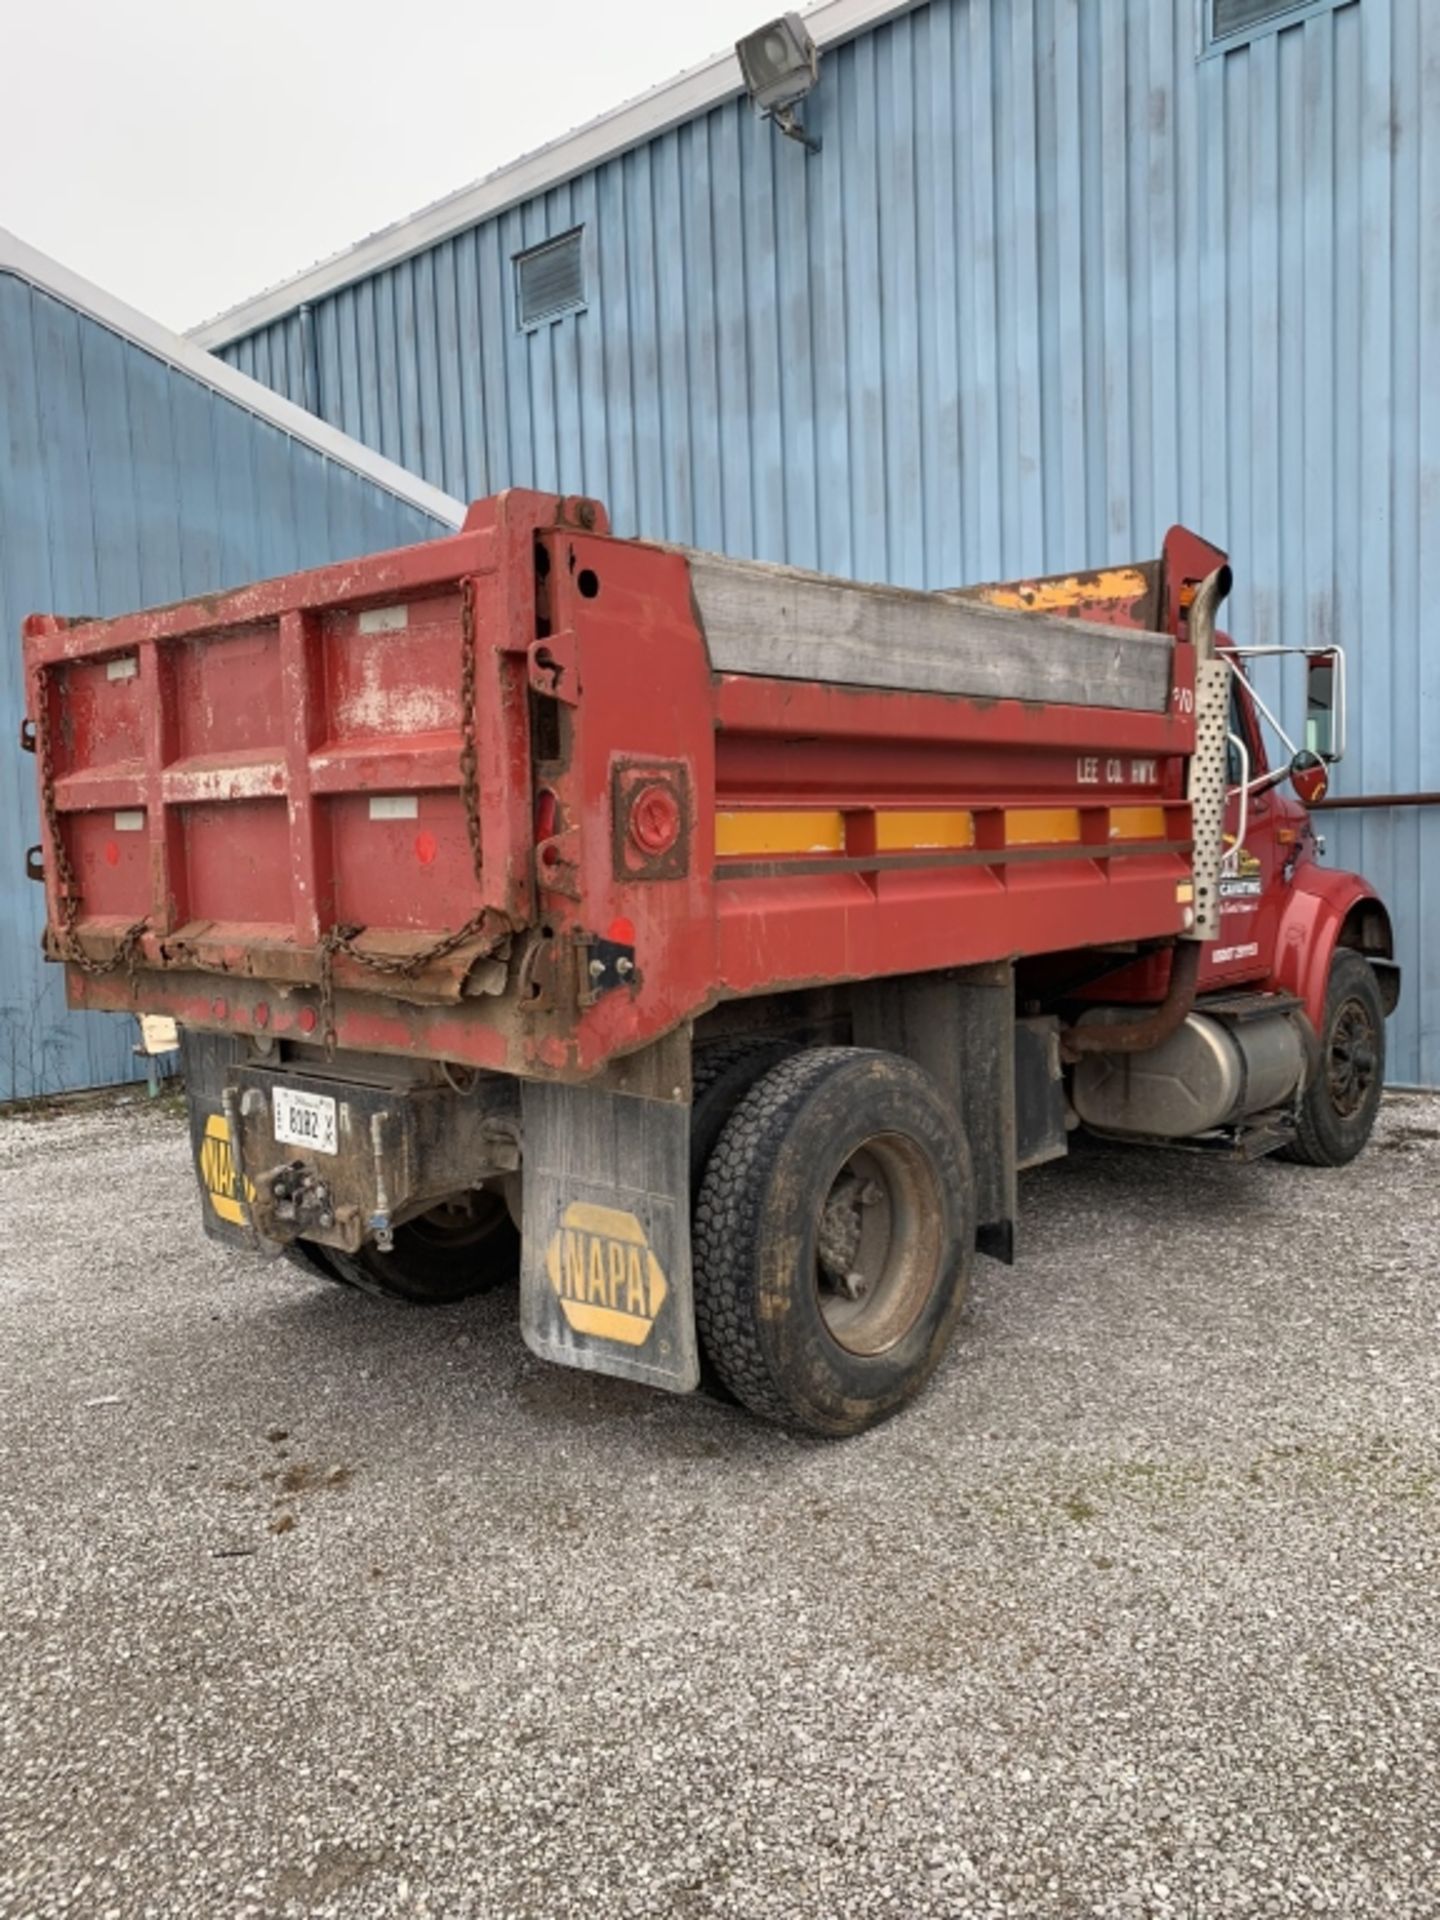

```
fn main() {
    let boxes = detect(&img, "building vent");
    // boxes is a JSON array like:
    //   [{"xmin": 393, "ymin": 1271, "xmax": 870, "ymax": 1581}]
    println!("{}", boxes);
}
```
[
  {"xmin": 1209, "ymin": 0, "xmax": 1320, "ymax": 46},
  {"xmin": 515, "ymin": 230, "xmax": 586, "ymax": 329}
]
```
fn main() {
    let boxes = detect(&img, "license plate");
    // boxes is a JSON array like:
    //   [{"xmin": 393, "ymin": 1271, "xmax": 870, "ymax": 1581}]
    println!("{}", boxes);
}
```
[{"xmin": 272, "ymin": 1086, "xmax": 338, "ymax": 1156}]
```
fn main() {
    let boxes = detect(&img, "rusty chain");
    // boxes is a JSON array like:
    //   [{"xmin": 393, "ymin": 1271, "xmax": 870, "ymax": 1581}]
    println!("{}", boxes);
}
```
[
  {"xmin": 458, "ymin": 574, "xmax": 483, "ymax": 887},
  {"xmin": 317, "ymin": 910, "xmax": 508, "ymax": 1053},
  {"xmin": 32, "ymin": 664, "xmax": 148, "ymax": 980}
]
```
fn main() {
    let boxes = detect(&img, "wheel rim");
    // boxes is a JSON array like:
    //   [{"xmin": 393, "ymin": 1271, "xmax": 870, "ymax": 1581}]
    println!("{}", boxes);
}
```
[
  {"xmin": 1327, "ymin": 997, "xmax": 1379, "ymax": 1119},
  {"xmin": 813, "ymin": 1133, "xmax": 944, "ymax": 1357}
]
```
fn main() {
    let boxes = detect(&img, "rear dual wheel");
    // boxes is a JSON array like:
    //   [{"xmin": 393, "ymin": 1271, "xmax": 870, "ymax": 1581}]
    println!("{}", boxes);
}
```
[
  {"xmin": 693, "ymin": 1048, "xmax": 974, "ymax": 1436},
  {"xmin": 282, "ymin": 1041, "xmax": 797, "ymax": 1316}
]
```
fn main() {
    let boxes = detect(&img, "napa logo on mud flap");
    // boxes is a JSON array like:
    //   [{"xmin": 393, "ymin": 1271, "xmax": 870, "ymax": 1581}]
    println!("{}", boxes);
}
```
[
  {"xmin": 199, "ymin": 1113, "xmax": 255, "ymax": 1226},
  {"xmin": 545, "ymin": 1201, "xmax": 668, "ymax": 1347}
]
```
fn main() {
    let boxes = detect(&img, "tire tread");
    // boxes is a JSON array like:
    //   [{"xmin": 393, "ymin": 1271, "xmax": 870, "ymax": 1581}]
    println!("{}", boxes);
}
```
[
  {"xmin": 1282, "ymin": 949, "xmax": 1385, "ymax": 1167},
  {"xmin": 694, "ymin": 1047, "xmax": 971, "ymax": 1433}
]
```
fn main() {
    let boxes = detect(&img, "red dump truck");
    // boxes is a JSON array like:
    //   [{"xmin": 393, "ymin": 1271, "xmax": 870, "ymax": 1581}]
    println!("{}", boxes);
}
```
[{"xmin": 22, "ymin": 490, "xmax": 1398, "ymax": 1433}]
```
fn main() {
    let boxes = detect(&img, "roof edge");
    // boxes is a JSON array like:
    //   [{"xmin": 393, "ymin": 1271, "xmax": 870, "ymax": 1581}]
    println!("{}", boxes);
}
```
[
  {"xmin": 188, "ymin": 0, "xmax": 920, "ymax": 351},
  {"xmin": 1, "ymin": 226, "xmax": 466, "ymax": 529}
]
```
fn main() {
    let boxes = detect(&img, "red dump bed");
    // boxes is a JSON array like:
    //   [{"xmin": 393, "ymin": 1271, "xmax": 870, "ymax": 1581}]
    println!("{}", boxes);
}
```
[{"xmin": 23, "ymin": 490, "xmax": 1222, "ymax": 1081}]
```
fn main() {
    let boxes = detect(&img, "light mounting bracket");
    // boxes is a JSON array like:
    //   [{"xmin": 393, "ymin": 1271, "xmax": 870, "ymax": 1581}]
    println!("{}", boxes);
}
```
[{"xmin": 735, "ymin": 13, "xmax": 822, "ymax": 154}]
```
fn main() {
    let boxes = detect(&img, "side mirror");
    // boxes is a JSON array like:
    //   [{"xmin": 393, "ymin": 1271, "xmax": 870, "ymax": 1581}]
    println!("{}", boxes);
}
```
[
  {"xmin": 1289, "ymin": 749, "xmax": 1329, "ymax": 807},
  {"xmin": 1305, "ymin": 648, "xmax": 1345, "ymax": 762}
]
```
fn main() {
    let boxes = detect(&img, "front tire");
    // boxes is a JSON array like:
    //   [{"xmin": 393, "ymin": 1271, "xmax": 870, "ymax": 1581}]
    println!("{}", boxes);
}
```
[
  {"xmin": 693, "ymin": 1048, "xmax": 974, "ymax": 1436},
  {"xmin": 1283, "ymin": 948, "xmax": 1386, "ymax": 1167}
]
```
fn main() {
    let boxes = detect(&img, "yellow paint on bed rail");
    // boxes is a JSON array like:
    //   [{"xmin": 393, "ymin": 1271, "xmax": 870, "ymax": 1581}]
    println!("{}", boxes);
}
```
[
  {"xmin": 715, "ymin": 810, "xmax": 845, "ymax": 856},
  {"xmin": 1002, "ymin": 808, "xmax": 1082, "ymax": 845},
  {"xmin": 873, "ymin": 810, "xmax": 975, "ymax": 850},
  {"xmin": 1107, "ymin": 805, "xmax": 1168, "ymax": 840},
  {"xmin": 715, "ymin": 803, "xmax": 1169, "ymax": 859},
  {"xmin": 974, "ymin": 566, "xmax": 1151, "ymax": 616}
]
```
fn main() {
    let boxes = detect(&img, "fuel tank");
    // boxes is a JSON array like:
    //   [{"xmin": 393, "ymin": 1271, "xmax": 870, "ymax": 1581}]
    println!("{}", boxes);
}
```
[{"xmin": 1070, "ymin": 1003, "xmax": 1309, "ymax": 1140}]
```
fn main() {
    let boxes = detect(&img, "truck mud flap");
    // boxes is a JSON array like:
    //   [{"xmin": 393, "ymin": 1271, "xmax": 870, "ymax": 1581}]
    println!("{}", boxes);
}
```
[
  {"xmin": 519, "ymin": 1083, "xmax": 700, "ymax": 1394},
  {"xmin": 178, "ymin": 1030, "xmax": 256, "ymax": 1251}
]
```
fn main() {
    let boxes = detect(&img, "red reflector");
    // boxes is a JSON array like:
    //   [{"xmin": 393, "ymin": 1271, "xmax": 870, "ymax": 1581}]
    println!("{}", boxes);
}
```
[
  {"xmin": 608, "ymin": 916, "xmax": 636, "ymax": 946},
  {"xmin": 629, "ymin": 782, "xmax": 682, "ymax": 856}
]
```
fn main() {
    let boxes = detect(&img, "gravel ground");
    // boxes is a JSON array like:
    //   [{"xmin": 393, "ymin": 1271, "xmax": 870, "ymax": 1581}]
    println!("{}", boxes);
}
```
[{"xmin": 1, "ymin": 1091, "xmax": 1438, "ymax": 1920}]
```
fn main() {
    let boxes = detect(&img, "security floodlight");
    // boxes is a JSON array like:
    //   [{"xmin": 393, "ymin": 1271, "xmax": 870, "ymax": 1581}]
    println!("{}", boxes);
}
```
[{"xmin": 736, "ymin": 14, "xmax": 822, "ymax": 153}]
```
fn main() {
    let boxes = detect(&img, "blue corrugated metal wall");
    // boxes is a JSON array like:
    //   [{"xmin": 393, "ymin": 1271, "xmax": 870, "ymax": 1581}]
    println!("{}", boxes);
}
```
[
  {"xmin": 0, "ymin": 272, "xmax": 448, "ymax": 1101},
  {"xmin": 219, "ymin": 0, "xmax": 1438, "ymax": 1084}
]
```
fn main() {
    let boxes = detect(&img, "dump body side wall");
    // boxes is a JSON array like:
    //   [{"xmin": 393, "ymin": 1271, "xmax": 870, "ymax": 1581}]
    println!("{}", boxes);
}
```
[{"xmin": 27, "ymin": 500, "xmax": 1209, "ymax": 1082}]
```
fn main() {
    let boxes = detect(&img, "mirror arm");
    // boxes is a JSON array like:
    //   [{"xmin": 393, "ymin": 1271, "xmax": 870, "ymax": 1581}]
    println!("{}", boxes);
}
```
[
  {"xmin": 1247, "ymin": 765, "xmax": 1290, "ymax": 800},
  {"xmin": 1332, "ymin": 646, "xmax": 1348, "ymax": 762},
  {"xmin": 1224, "ymin": 731, "xmax": 1251, "ymax": 870}
]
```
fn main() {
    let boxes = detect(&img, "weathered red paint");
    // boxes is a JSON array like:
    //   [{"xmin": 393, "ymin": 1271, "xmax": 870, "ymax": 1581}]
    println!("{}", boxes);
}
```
[
  {"xmin": 22, "ymin": 492, "xmax": 1383, "ymax": 1082},
  {"xmin": 1271, "ymin": 867, "xmax": 1394, "ymax": 1034}
]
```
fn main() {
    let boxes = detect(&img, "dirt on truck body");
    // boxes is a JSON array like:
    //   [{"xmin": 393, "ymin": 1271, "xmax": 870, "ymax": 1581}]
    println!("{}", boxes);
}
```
[{"xmin": 22, "ymin": 490, "xmax": 1397, "ymax": 1432}]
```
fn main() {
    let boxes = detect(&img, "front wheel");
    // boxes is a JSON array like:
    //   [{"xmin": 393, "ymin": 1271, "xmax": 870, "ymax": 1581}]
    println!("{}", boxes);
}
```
[
  {"xmin": 1282, "ymin": 949, "xmax": 1386, "ymax": 1167},
  {"xmin": 693, "ymin": 1048, "xmax": 974, "ymax": 1436}
]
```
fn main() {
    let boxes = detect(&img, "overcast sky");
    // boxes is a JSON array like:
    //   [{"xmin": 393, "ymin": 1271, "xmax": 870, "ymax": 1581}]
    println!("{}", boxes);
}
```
[{"xmin": 6, "ymin": 0, "xmax": 772, "ymax": 333}]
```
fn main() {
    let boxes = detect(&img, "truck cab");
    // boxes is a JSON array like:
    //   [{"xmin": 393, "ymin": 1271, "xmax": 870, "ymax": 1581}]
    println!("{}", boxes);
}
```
[{"xmin": 1053, "ymin": 569, "xmax": 1396, "ymax": 1164}]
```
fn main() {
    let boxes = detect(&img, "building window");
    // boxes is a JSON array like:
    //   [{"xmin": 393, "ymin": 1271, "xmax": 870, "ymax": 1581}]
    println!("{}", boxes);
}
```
[
  {"xmin": 515, "ymin": 229, "xmax": 586, "ymax": 330},
  {"xmin": 1203, "ymin": 0, "xmax": 1355, "ymax": 57}
]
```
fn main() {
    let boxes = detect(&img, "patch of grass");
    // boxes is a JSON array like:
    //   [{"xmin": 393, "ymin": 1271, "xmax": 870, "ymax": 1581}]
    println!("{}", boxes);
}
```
[{"xmin": 0, "ymin": 1080, "xmax": 186, "ymax": 1123}]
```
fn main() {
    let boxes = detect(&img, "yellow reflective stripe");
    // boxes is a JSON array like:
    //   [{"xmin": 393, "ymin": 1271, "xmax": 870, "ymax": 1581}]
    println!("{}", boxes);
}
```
[
  {"xmin": 715, "ymin": 806, "xmax": 1158, "ymax": 856},
  {"xmin": 873, "ymin": 810, "xmax": 975, "ymax": 850},
  {"xmin": 716, "ymin": 809, "xmax": 978, "ymax": 856},
  {"xmin": 1108, "ymin": 805, "xmax": 1168, "ymax": 841},
  {"xmin": 715, "ymin": 810, "xmax": 845, "ymax": 856},
  {"xmin": 1004, "ymin": 808, "xmax": 1082, "ymax": 845}
]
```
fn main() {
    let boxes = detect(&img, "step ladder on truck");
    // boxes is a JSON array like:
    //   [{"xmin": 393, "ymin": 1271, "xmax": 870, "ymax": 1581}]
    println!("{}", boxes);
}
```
[{"xmin": 21, "ymin": 492, "xmax": 1399, "ymax": 1434}]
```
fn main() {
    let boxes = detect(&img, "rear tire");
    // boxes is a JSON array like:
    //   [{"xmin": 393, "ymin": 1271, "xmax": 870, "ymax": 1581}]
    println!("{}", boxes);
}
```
[
  {"xmin": 1282, "ymin": 948, "xmax": 1386, "ymax": 1167},
  {"xmin": 693, "ymin": 1048, "xmax": 974, "ymax": 1436},
  {"xmin": 324, "ymin": 1190, "xmax": 520, "ymax": 1304},
  {"xmin": 689, "ymin": 1036, "xmax": 800, "ymax": 1403},
  {"xmin": 690, "ymin": 1036, "xmax": 800, "ymax": 1190}
]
